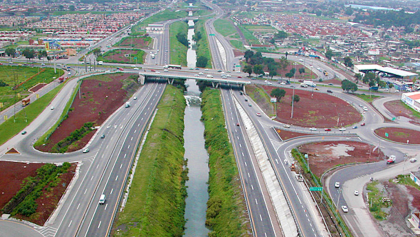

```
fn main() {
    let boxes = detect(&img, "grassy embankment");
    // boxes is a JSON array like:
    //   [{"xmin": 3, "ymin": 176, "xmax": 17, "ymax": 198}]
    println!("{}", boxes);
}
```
[
  {"xmin": 0, "ymin": 82, "xmax": 66, "ymax": 146},
  {"xmin": 354, "ymin": 93, "xmax": 381, "ymax": 103},
  {"xmin": 169, "ymin": 21, "xmax": 188, "ymax": 66},
  {"xmin": 113, "ymin": 36, "xmax": 152, "ymax": 49},
  {"xmin": 97, "ymin": 49, "xmax": 145, "ymax": 64},
  {"xmin": 114, "ymin": 85, "xmax": 187, "ymax": 237},
  {"xmin": 194, "ymin": 18, "xmax": 212, "ymax": 68},
  {"xmin": 237, "ymin": 25, "xmax": 260, "ymax": 45},
  {"xmin": 213, "ymin": 19, "xmax": 245, "ymax": 50},
  {"xmin": 0, "ymin": 66, "xmax": 64, "ymax": 111},
  {"xmin": 131, "ymin": 9, "xmax": 187, "ymax": 34},
  {"xmin": 201, "ymin": 89, "xmax": 251, "ymax": 236},
  {"xmin": 245, "ymin": 84, "xmax": 274, "ymax": 117},
  {"xmin": 367, "ymin": 181, "xmax": 390, "ymax": 220}
]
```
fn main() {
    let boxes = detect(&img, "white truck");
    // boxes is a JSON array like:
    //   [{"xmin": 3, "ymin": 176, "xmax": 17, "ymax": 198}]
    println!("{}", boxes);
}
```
[
  {"xmin": 303, "ymin": 80, "xmax": 316, "ymax": 87},
  {"xmin": 151, "ymin": 53, "xmax": 155, "ymax": 59},
  {"xmin": 206, "ymin": 74, "xmax": 213, "ymax": 78},
  {"xmin": 125, "ymin": 102, "xmax": 131, "ymax": 108}
]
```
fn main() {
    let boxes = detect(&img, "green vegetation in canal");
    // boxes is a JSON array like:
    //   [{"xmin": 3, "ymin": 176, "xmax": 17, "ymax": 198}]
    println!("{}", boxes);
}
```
[
  {"xmin": 214, "ymin": 19, "xmax": 237, "ymax": 37},
  {"xmin": 170, "ymin": 21, "xmax": 188, "ymax": 66},
  {"xmin": 0, "ymin": 66, "xmax": 64, "ymax": 111},
  {"xmin": 114, "ymin": 85, "xmax": 187, "ymax": 237},
  {"xmin": 354, "ymin": 93, "xmax": 381, "ymax": 103},
  {"xmin": 201, "ymin": 89, "xmax": 251, "ymax": 237},
  {"xmin": 132, "ymin": 9, "xmax": 187, "ymax": 34},
  {"xmin": 367, "ymin": 181, "xmax": 391, "ymax": 220},
  {"xmin": 194, "ymin": 19, "xmax": 212, "ymax": 68},
  {"xmin": 0, "ymin": 82, "xmax": 65, "ymax": 146}
]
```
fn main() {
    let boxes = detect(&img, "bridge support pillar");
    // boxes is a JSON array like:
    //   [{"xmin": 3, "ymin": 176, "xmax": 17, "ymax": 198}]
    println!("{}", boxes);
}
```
[
  {"xmin": 243, "ymin": 84, "xmax": 246, "ymax": 94},
  {"xmin": 139, "ymin": 74, "xmax": 145, "ymax": 85},
  {"xmin": 168, "ymin": 78, "xmax": 174, "ymax": 85},
  {"xmin": 211, "ymin": 82, "xmax": 215, "ymax": 88},
  {"xmin": 216, "ymin": 83, "xmax": 220, "ymax": 88}
]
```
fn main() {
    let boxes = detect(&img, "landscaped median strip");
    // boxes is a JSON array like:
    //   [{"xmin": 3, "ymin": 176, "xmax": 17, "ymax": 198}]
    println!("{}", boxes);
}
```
[{"xmin": 233, "ymin": 95, "xmax": 298, "ymax": 237}]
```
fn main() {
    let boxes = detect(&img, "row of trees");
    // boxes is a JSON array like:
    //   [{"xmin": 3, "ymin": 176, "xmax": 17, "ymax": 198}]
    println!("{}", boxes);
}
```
[{"xmin": 5, "ymin": 48, "xmax": 48, "ymax": 61}]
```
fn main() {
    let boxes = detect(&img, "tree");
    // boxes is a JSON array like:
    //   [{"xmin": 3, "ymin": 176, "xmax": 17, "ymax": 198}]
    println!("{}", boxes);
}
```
[
  {"xmin": 243, "ymin": 64, "xmax": 253, "ymax": 76},
  {"xmin": 196, "ymin": 56, "xmax": 208, "ymax": 68},
  {"xmin": 22, "ymin": 48, "xmax": 35, "ymax": 60},
  {"xmin": 341, "ymin": 79, "xmax": 358, "ymax": 93},
  {"xmin": 292, "ymin": 95, "xmax": 300, "ymax": 103},
  {"xmin": 274, "ymin": 30, "xmax": 288, "ymax": 39},
  {"xmin": 176, "ymin": 33, "xmax": 188, "ymax": 47},
  {"xmin": 5, "ymin": 47, "xmax": 15, "ymax": 59},
  {"xmin": 192, "ymin": 31, "xmax": 202, "ymax": 42},
  {"xmin": 92, "ymin": 48, "xmax": 101, "ymax": 57},
  {"xmin": 244, "ymin": 50, "xmax": 254, "ymax": 63},
  {"xmin": 58, "ymin": 5, "xmax": 64, "ymax": 11},
  {"xmin": 344, "ymin": 56, "xmax": 353, "ymax": 68},
  {"xmin": 270, "ymin": 88, "xmax": 286, "ymax": 102},
  {"xmin": 285, "ymin": 52, "xmax": 288, "ymax": 59},
  {"xmin": 253, "ymin": 64, "xmax": 264, "ymax": 76},
  {"xmin": 278, "ymin": 56, "xmax": 289, "ymax": 71},
  {"xmin": 325, "ymin": 49, "xmax": 333, "ymax": 60},
  {"xmin": 298, "ymin": 67, "xmax": 305, "ymax": 75},
  {"xmin": 354, "ymin": 73, "xmax": 362, "ymax": 83},
  {"xmin": 69, "ymin": 5, "xmax": 75, "ymax": 11},
  {"xmin": 269, "ymin": 70, "xmax": 277, "ymax": 79}
]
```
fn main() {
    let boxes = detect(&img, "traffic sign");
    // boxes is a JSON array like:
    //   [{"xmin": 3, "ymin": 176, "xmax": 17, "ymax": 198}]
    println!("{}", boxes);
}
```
[
  {"xmin": 309, "ymin": 187, "xmax": 323, "ymax": 191},
  {"xmin": 209, "ymin": 33, "xmax": 215, "ymax": 36},
  {"xmin": 385, "ymin": 132, "xmax": 389, "ymax": 137}
]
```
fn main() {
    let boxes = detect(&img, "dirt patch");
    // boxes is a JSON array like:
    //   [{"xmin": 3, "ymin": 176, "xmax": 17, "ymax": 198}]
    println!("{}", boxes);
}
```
[
  {"xmin": 117, "ymin": 36, "xmax": 150, "ymax": 48},
  {"xmin": 0, "ymin": 161, "xmax": 45, "ymax": 210},
  {"xmin": 261, "ymin": 86, "xmax": 361, "ymax": 128},
  {"xmin": 233, "ymin": 49, "xmax": 244, "ymax": 57},
  {"xmin": 384, "ymin": 100, "xmax": 420, "ymax": 125},
  {"xmin": 272, "ymin": 59, "xmax": 315, "ymax": 80},
  {"xmin": 298, "ymin": 141, "xmax": 384, "ymax": 177},
  {"xmin": 374, "ymin": 127, "xmax": 420, "ymax": 144},
  {"xmin": 14, "ymin": 163, "xmax": 77, "ymax": 225},
  {"xmin": 29, "ymin": 83, "xmax": 47, "ymax": 93},
  {"xmin": 36, "ymin": 73, "xmax": 137, "ymax": 152},
  {"xmin": 275, "ymin": 128, "xmax": 311, "ymax": 141},
  {"xmin": 323, "ymin": 78, "xmax": 342, "ymax": 85}
]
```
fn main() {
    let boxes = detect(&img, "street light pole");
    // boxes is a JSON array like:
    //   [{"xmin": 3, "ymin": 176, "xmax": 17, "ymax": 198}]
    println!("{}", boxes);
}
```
[{"xmin": 291, "ymin": 86, "xmax": 295, "ymax": 118}]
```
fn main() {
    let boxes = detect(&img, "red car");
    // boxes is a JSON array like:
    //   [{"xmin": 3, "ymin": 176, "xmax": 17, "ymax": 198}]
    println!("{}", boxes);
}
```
[
  {"xmin": 361, "ymin": 123, "xmax": 366, "ymax": 126},
  {"xmin": 151, "ymin": 69, "xmax": 156, "ymax": 72},
  {"xmin": 118, "ymin": 68, "xmax": 124, "ymax": 71},
  {"xmin": 236, "ymin": 123, "xmax": 240, "ymax": 126},
  {"xmin": 237, "ymin": 76, "xmax": 242, "ymax": 78},
  {"xmin": 325, "ymin": 128, "xmax": 331, "ymax": 131}
]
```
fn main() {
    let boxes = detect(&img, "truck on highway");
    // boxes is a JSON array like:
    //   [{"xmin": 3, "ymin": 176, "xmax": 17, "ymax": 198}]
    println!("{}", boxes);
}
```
[
  {"xmin": 125, "ymin": 102, "xmax": 131, "ymax": 108},
  {"xmin": 303, "ymin": 80, "xmax": 316, "ymax": 87},
  {"xmin": 207, "ymin": 74, "xmax": 213, "ymax": 78},
  {"xmin": 151, "ymin": 53, "xmax": 155, "ymax": 59},
  {"xmin": 22, "ymin": 98, "xmax": 30, "ymax": 107}
]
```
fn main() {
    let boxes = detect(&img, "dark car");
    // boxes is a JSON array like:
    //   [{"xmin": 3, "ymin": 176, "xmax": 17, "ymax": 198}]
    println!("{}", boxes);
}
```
[
  {"xmin": 101, "ymin": 134, "xmax": 105, "ymax": 139},
  {"xmin": 327, "ymin": 90, "xmax": 333, "ymax": 93},
  {"xmin": 21, "ymin": 131, "xmax": 27, "ymax": 135},
  {"xmin": 236, "ymin": 123, "xmax": 240, "ymax": 126}
]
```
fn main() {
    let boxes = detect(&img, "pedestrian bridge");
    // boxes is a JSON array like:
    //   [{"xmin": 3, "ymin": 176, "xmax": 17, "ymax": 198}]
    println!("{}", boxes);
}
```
[{"xmin": 138, "ymin": 72, "xmax": 250, "ymax": 89}]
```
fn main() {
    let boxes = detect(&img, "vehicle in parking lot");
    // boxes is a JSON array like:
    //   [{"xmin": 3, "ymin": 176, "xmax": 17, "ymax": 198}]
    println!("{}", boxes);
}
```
[
  {"xmin": 325, "ymin": 128, "xmax": 331, "ymax": 131},
  {"xmin": 335, "ymin": 182, "xmax": 340, "ymax": 188},
  {"xmin": 341, "ymin": 206, "xmax": 349, "ymax": 213},
  {"xmin": 309, "ymin": 127, "xmax": 317, "ymax": 131},
  {"xmin": 327, "ymin": 90, "xmax": 333, "ymax": 93}
]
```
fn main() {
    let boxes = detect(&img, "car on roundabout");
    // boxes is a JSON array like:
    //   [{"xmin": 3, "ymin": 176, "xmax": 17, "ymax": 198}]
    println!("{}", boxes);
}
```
[
  {"xmin": 21, "ymin": 131, "xmax": 27, "ymax": 135},
  {"xmin": 339, "ymin": 127, "xmax": 346, "ymax": 131}
]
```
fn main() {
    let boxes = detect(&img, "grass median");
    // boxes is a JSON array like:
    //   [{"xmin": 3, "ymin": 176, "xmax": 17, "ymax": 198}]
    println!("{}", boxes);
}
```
[
  {"xmin": 114, "ymin": 85, "xmax": 187, "ymax": 236},
  {"xmin": 201, "ymin": 88, "xmax": 251, "ymax": 237},
  {"xmin": 169, "ymin": 21, "xmax": 188, "ymax": 66},
  {"xmin": 0, "ymin": 82, "xmax": 65, "ymax": 146}
]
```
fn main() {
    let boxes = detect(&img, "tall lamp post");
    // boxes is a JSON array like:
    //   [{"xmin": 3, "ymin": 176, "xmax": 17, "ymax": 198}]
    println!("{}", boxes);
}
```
[{"xmin": 291, "ymin": 84, "xmax": 295, "ymax": 118}]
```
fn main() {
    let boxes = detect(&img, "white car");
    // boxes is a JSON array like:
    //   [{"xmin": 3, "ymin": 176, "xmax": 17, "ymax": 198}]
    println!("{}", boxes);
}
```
[
  {"xmin": 339, "ymin": 127, "xmax": 346, "ymax": 131},
  {"xmin": 309, "ymin": 127, "xmax": 317, "ymax": 131},
  {"xmin": 354, "ymin": 190, "xmax": 359, "ymax": 196},
  {"xmin": 280, "ymin": 82, "xmax": 286, "ymax": 85},
  {"xmin": 256, "ymin": 113, "xmax": 261, "ymax": 117},
  {"xmin": 199, "ymin": 72, "xmax": 204, "ymax": 75},
  {"xmin": 341, "ymin": 206, "xmax": 349, "ymax": 213},
  {"xmin": 133, "ymin": 67, "xmax": 139, "ymax": 70},
  {"xmin": 363, "ymin": 107, "xmax": 368, "ymax": 111},
  {"xmin": 335, "ymin": 182, "xmax": 340, "ymax": 188},
  {"xmin": 284, "ymin": 124, "xmax": 291, "ymax": 128},
  {"xmin": 155, "ymin": 71, "xmax": 160, "ymax": 74},
  {"xmin": 410, "ymin": 158, "xmax": 417, "ymax": 163},
  {"xmin": 83, "ymin": 148, "xmax": 90, "ymax": 153}
]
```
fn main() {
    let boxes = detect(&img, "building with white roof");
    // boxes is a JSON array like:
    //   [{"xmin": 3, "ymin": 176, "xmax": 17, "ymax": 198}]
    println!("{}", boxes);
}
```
[{"xmin": 354, "ymin": 64, "xmax": 418, "ymax": 80}]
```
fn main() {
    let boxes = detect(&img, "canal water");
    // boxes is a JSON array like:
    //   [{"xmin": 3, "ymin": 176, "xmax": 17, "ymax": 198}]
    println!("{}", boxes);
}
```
[{"xmin": 183, "ymin": 20, "xmax": 210, "ymax": 237}]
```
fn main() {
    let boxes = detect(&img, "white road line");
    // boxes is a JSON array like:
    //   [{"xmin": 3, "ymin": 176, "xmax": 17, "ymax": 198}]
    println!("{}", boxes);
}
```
[
  {"xmin": 265, "ymin": 233, "xmax": 267, "ymax": 237},
  {"xmin": 110, "ymin": 189, "xmax": 113, "ymax": 195},
  {"xmin": 260, "ymin": 214, "xmax": 262, "ymax": 221},
  {"xmin": 237, "ymin": 136, "xmax": 239, "ymax": 139},
  {"xmin": 120, "ymin": 164, "xmax": 123, "ymax": 169},
  {"xmin": 84, "ymin": 189, "xmax": 87, "ymax": 194},
  {"xmin": 68, "ymin": 220, "xmax": 72, "ymax": 228},
  {"xmin": 124, "ymin": 154, "xmax": 127, "ymax": 158},
  {"xmin": 97, "ymin": 164, "xmax": 99, "ymax": 169},
  {"xmin": 131, "ymin": 137, "xmax": 133, "ymax": 141},
  {"xmin": 115, "ymin": 175, "xmax": 118, "ymax": 181},
  {"xmin": 128, "ymin": 145, "xmax": 130, "ymax": 149},
  {"xmin": 141, "ymin": 118, "xmax": 143, "ymax": 120},
  {"xmin": 247, "ymin": 172, "xmax": 250, "ymax": 178},
  {"xmin": 241, "ymin": 152, "xmax": 244, "ymax": 156},
  {"xmin": 104, "ymin": 204, "xmax": 108, "ymax": 211},
  {"xmin": 91, "ymin": 176, "xmax": 94, "ymax": 181},
  {"xmin": 255, "ymin": 199, "xmax": 258, "ymax": 205},
  {"xmin": 239, "ymin": 144, "xmax": 242, "ymax": 147},
  {"xmin": 98, "ymin": 221, "xmax": 101, "ymax": 229},
  {"xmin": 251, "ymin": 185, "xmax": 254, "ymax": 190},
  {"xmin": 275, "ymin": 159, "xmax": 279, "ymax": 164},
  {"xmin": 245, "ymin": 162, "xmax": 247, "ymax": 166},
  {"xmin": 77, "ymin": 203, "xmax": 80, "ymax": 210},
  {"xmin": 134, "ymin": 130, "xmax": 137, "ymax": 133},
  {"xmin": 138, "ymin": 123, "xmax": 140, "ymax": 127},
  {"xmin": 106, "ymin": 145, "xmax": 109, "ymax": 149}
]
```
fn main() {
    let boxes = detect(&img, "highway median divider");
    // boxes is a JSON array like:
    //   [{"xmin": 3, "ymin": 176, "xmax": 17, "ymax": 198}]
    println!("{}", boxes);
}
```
[
  {"xmin": 113, "ymin": 85, "xmax": 187, "ymax": 236},
  {"xmin": 201, "ymin": 89, "xmax": 251, "ymax": 237}
]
